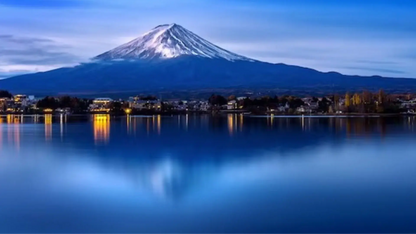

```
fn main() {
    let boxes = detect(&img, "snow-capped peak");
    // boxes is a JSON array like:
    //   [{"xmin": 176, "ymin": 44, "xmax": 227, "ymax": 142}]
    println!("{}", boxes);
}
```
[{"xmin": 94, "ymin": 23, "xmax": 253, "ymax": 61}]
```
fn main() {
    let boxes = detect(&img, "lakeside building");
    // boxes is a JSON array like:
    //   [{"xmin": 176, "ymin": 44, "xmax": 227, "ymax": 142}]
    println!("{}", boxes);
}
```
[
  {"xmin": 296, "ymin": 105, "xmax": 312, "ymax": 114},
  {"xmin": 400, "ymin": 98, "xmax": 416, "ymax": 109},
  {"xmin": 2, "ymin": 92, "xmax": 416, "ymax": 115},
  {"xmin": 187, "ymin": 101, "xmax": 210, "ymax": 112},
  {"xmin": 227, "ymin": 100, "xmax": 238, "ymax": 110},
  {"xmin": 168, "ymin": 100, "xmax": 188, "ymax": 111},
  {"xmin": 126, "ymin": 97, "xmax": 211, "ymax": 112},
  {"xmin": 0, "ymin": 94, "xmax": 36, "ymax": 113},
  {"xmin": 89, "ymin": 98, "xmax": 113, "ymax": 112},
  {"xmin": 128, "ymin": 96, "xmax": 162, "ymax": 111}
]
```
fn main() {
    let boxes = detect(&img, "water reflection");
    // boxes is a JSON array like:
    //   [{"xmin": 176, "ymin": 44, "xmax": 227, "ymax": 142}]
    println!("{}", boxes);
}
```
[
  {"xmin": 1, "ymin": 115, "xmax": 21, "ymax": 150},
  {"xmin": 93, "ymin": 114, "xmax": 110, "ymax": 145},
  {"xmin": 157, "ymin": 115, "xmax": 161, "ymax": 135},
  {"xmin": 126, "ymin": 115, "xmax": 131, "ymax": 134},
  {"xmin": 1, "ymin": 115, "xmax": 416, "ymax": 140},
  {"xmin": 1, "ymin": 115, "xmax": 416, "ymax": 232},
  {"xmin": 59, "ymin": 114, "xmax": 64, "ymax": 138},
  {"xmin": 45, "ymin": 114, "xmax": 52, "ymax": 141},
  {"xmin": 227, "ymin": 114, "xmax": 246, "ymax": 136},
  {"xmin": 227, "ymin": 114, "xmax": 234, "ymax": 136}
]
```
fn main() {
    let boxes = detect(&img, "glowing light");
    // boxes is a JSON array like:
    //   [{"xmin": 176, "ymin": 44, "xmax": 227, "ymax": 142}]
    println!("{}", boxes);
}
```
[
  {"xmin": 93, "ymin": 114, "xmax": 110, "ymax": 144},
  {"xmin": 14, "ymin": 120, "xmax": 20, "ymax": 150},
  {"xmin": 126, "ymin": 115, "xmax": 131, "ymax": 133},
  {"xmin": 45, "ymin": 114, "xmax": 52, "ymax": 141},
  {"xmin": 125, "ymin": 108, "xmax": 132, "ymax": 114},
  {"xmin": 60, "ymin": 114, "xmax": 64, "ymax": 138},
  {"xmin": 44, "ymin": 108, "xmax": 53, "ymax": 113},
  {"xmin": 301, "ymin": 115, "xmax": 305, "ymax": 130},
  {"xmin": 239, "ymin": 114, "xmax": 244, "ymax": 131},
  {"xmin": 14, "ymin": 116, "xmax": 20, "ymax": 124},
  {"xmin": 7, "ymin": 115, "xmax": 13, "ymax": 124},
  {"xmin": 153, "ymin": 115, "xmax": 156, "ymax": 131},
  {"xmin": 91, "ymin": 108, "xmax": 111, "ymax": 113},
  {"xmin": 228, "ymin": 114, "xmax": 234, "ymax": 136},
  {"xmin": 157, "ymin": 115, "xmax": 161, "ymax": 135}
]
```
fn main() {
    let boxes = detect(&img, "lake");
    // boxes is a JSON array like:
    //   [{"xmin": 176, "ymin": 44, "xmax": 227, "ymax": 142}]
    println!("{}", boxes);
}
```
[{"xmin": 0, "ymin": 114, "xmax": 415, "ymax": 233}]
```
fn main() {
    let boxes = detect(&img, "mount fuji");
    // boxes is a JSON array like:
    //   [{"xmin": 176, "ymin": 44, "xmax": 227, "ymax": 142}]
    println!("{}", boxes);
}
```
[
  {"xmin": 1, "ymin": 23, "xmax": 415, "ymax": 97},
  {"xmin": 95, "ymin": 23, "xmax": 252, "ymax": 62}
]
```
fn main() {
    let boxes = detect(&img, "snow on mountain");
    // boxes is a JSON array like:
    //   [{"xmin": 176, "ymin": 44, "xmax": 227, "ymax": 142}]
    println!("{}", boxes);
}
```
[{"xmin": 94, "ymin": 23, "xmax": 253, "ymax": 61}]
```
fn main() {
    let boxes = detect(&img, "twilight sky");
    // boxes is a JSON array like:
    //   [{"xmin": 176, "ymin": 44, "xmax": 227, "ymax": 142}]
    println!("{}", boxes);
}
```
[{"xmin": 0, "ymin": 0, "xmax": 415, "ymax": 79}]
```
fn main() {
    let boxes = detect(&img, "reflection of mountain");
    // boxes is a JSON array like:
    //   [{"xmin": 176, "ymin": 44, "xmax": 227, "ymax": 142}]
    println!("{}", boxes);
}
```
[
  {"xmin": 1, "ymin": 115, "xmax": 416, "ymax": 199},
  {"xmin": 119, "ymin": 158, "xmax": 205, "ymax": 199}
]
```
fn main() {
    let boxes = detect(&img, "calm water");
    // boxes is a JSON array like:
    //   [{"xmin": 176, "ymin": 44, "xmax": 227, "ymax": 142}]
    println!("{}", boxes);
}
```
[{"xmin": 0, "ymin": 114, "xmax": 416, "ymax": 233}]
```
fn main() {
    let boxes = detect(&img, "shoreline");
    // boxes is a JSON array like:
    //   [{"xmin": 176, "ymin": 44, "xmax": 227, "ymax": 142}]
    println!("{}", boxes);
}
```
[{"xmin": 0, "ymin": 112, "xmax": 414, "ymax": 118}]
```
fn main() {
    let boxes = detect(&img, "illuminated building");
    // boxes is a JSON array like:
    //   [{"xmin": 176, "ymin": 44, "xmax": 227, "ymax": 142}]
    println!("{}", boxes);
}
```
[
  {"xmin": 128, "ymin": 96, "xmax": 162, "ymax": 111},
  {"xmin": 14, "ymin": 95, "xmax": 28, "ymax": 105},
  {"xmin": 89, "ymin": 98, "xmax": 113, "ymax": 113},
  {"xmin": 0, "ymin": 95, "xmax": 35, "ymax": 113},
  {"xmin": 227, "ymin": 100, "xmax": 237, "ymax": 110},
  {"xmin": 0, "ymin": 98, "xmax": 10, "ymax": 112}
]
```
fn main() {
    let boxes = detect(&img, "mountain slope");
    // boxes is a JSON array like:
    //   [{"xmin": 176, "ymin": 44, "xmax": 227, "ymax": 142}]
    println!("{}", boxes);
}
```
[
  {"xmin": 95, "ymin": 23, "xmax": 252, "ymax": 61},
  {"xmin": 1, "ymin": 23, "xmax": 415, "ymax": 97}
]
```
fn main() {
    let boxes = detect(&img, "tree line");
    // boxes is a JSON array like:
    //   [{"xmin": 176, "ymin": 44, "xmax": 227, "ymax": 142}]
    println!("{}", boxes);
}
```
[{"xmin": 209, "ymin": 90, "xmax": 411, "ymax": 114}]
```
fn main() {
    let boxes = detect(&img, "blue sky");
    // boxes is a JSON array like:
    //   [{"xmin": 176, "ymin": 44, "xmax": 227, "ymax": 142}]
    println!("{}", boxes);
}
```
[{"xmin": 1, "ymin": 0, "xmax": 415, "ymax": 78}]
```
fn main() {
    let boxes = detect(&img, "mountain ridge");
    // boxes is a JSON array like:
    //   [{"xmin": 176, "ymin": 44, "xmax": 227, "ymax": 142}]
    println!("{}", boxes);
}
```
[{"xmin": 0, "ymin": 23, "xmax": 415, "ymax": 97}]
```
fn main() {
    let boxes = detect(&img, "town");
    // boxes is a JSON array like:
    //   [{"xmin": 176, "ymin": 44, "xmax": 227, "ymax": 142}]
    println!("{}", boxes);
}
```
[{"xmin": 0, "ymin": 90, "xmax": 416, "ymax": 115}]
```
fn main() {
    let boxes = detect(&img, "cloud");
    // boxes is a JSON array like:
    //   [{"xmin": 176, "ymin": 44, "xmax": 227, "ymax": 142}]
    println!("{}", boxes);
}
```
[
  {"xmin": 0, "ymin": 35, "xmax": 53, "ymax": 44},
  {"xmin": 0, "ymin": 69, "xmax": 34, "ymax": 79},
  {"xmin": 1, "ymin": 49, "xmax": 79, "ymax": 65},
  {"xmin": 0, "ymin": 0, "xmax": 88, "ymax": 8},
  {"xmin": 0, "ymin": 35, "xmax": 79, "ymax": 77},
  {"xmin": 343, "ymin": 67, "xmax": 406, "ymax": 75}
]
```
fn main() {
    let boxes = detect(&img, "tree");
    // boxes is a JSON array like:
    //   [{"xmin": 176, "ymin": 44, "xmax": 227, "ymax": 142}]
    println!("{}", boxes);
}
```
[
  {"xmin": 0, "ymin": 90, "xmax": 12, "ymax": 98},
  {"xmin": 352, "ymin": 93, "xmax": 361, "ymax": 106},
  {"xmin": 227, "ymin": 95, "xmax": 236, "ymax": 101},
  {"xmin": 378, "ymin": 89, "xmax": 386, "ymax": 104},
  {"xmin": 362, "ymin": 90, "xmax": 372, "ymax": 104},
  {"xmin": 376, "ymin": 105, "xmax": 385, "ymax": 113},
  {"xmin": 141, "ymin": 95, "xmax": 158, "ymax": 101},
  {"xmin": 318, "ymin": 97, "xmax": 331, "ymax": 112},
  {"xmin": 36, "ymin": 97, "xmax": 60, "ymax": 109},
  {"xmin": 345, "ymin": 93, "xmax": 351, "ymax": 107},
  {"xmin": 287, "ymin": 97, "xmax": 304, "ymax": 109},
  {"xmin": 59, "ymin": 96, "xmax": 72, "ymax": 108},
  {"xmin": 333, "ymin": 94, "xmax": 340, "ymax": 105},
  {"xmin": 209, "ymin": 94, "xmax": 227, "ymax": 106},
  {"xmin": 332, "ymin": 94, "xmax": 340, "ymax": 111},
  {"xmin": 328, "ymin": 105, "xmax": 334, "ymax": 114}
]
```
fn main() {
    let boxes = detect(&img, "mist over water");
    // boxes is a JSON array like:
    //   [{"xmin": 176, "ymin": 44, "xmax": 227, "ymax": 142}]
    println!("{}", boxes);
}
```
[{"xmin": 1, "ymin": 114, "xmax": 416, "ymax": 233}]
